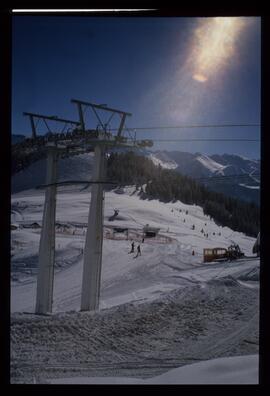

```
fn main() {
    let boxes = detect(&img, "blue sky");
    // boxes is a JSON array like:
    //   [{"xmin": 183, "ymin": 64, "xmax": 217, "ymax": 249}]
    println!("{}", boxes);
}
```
[{"xmin": 12, "ymin": 16, "xmax": 261, "ymax": 158}]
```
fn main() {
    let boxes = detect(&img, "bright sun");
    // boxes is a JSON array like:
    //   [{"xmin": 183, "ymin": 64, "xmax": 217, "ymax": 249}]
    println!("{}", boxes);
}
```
[{"xmin": 191, "ymin": 17, "xmax": 246, "ymax": 83}]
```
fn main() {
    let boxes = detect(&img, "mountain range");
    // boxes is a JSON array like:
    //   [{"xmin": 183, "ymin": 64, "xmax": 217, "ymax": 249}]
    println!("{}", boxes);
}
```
[
  {"xmin": 146, "ymin": 150, "xmax": 260, "ymax": 205},
  {"xmin": 11, "ymin": 135, "xmax": 260, "ymax": 205}
]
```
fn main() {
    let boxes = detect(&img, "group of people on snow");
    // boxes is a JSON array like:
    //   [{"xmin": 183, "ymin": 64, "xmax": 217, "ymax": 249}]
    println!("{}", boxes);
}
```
[{"xmin": 128, "ymin": 241, "xmax": 142, "ymax": 258}]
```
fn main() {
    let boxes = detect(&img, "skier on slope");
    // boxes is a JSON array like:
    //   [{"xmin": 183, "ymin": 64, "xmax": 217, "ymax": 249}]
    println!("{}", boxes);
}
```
[
  {"xmin": 128, "ymin": 241, "xmax": 135, "ymax": 254},
  {"xmin": 134, "ymin": 245, "xmax": 141, "ymax": 258}
]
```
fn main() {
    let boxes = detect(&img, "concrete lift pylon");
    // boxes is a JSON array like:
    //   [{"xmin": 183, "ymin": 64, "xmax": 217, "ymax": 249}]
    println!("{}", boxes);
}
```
[
  {"xmin": 70, "ymin": 99, "xmax": 133, "ymax": 312},
  {"xmin": 23, "ymin": 112, "xmax": 81, "ymax": 315},
  {"xmin": 35, "ymin": 144, "xmax": 57, "ymax": 314},
  {"xmin": 81, "ymin": 144, "xmax": 106, "ymax": 311}
]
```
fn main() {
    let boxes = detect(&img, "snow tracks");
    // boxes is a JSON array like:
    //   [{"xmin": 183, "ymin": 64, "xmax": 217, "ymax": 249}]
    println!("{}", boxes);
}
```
[{"xmin": 11, "ymin": 278, "xmax": 259, "ymax": 384}]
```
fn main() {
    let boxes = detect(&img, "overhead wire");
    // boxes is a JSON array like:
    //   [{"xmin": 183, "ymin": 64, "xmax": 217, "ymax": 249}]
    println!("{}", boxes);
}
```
[
  {"xmin": 109, "ymin": 123, "xmax": 261, "ymax": 131},
  {"xmin": 112, "ymin": 121, "xmax": 260, "ymax": 143},
  {"xmin": 127, "ymin": 138, "xmax": 260, "ymax": 142},
  {"xmin": 193, "ymin": 172, "xmax": 260, "ymax": 182}
]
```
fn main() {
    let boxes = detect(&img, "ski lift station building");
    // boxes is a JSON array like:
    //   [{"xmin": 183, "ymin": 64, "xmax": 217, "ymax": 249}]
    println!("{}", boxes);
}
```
[{"xmin": 143, "ymin": 224, "xmax": 160, "ymax": 237}]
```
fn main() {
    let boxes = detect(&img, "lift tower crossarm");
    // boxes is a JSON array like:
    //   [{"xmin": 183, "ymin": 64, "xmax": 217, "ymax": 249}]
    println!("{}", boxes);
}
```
[
  {"xmin": 70, "ymin": 99, "xmax": 132, "ymax": 117},
  {"xmin": 23, "ymin": 112, "xmax": 81, "ymax": 126},
  {"xmin": 24, "ymin": 112, "xmax": 81, "ymax": 139}
]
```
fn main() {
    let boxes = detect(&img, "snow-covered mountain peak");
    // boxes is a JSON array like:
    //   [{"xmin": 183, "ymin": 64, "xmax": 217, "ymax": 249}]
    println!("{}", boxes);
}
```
[
  {"xmin": 195, "ymin": 154, "xmax": 226, "ymax": 175},
  {"xmin": 148, "ymin": 151, "xmax": 178, "ymax": 170}
]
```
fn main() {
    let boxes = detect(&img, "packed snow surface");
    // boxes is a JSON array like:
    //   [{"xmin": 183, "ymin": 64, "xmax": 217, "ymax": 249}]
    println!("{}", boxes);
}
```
[
  {"xmin": 11, "ymin": 186, "xmax": 259, "ymax": 384},
  {"xmin": 50, "ymin": 355, "xmax": 258, "ymax": 384}
]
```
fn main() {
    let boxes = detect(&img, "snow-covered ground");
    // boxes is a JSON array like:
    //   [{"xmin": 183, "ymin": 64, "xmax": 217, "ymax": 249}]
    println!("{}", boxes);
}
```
[
  {"xmin": 10, "ymin": 186, "xmax": 259, "ymax": 384},
  {"xmin": 50, "ymin": 355, "xmax": 258, "ymax": 384}
]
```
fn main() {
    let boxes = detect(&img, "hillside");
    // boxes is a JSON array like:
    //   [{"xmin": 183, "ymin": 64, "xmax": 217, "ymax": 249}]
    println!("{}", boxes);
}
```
[
  {"xmin": 107, "ymin": 152, "xmax": 259, "ymax": 237},
  {"xmin": 12, "ymin": 152, "xmax": 95, "ymax": 193}
]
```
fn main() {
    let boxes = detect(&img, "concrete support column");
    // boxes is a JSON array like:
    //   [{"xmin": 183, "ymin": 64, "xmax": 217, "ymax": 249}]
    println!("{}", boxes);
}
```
[
  {"xmin": 35, "ymin": 146, "xmax": 57, "ymax": 314},
  {"xmin": 81, "ymin": 144, "xmax": 106, "ymax": 311}
]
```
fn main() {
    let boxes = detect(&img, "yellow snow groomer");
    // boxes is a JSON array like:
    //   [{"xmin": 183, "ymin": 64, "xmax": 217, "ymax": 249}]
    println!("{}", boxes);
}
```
[{"xmin": 203, "ymin": 244, "xmax": 244, "ymax": 263}]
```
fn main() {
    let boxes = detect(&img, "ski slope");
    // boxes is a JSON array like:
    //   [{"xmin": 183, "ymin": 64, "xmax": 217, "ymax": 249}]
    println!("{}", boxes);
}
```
[
  {"xmin": 11, "ymin": 186, "xmax": 258, "ymax": 313},
  {"xmin": 11, "ymin": 187, "xmax": 259, "ymax": 384}
]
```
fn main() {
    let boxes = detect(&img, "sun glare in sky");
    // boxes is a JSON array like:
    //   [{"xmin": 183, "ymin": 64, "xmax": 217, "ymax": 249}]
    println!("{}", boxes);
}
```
[
  {"xmin": 191, "ymin": 17, "xmax": 247, "ymax": 83},
  {"xmin": 157, "ymin": 17, "xmax": 253, "ymax": 126}
]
